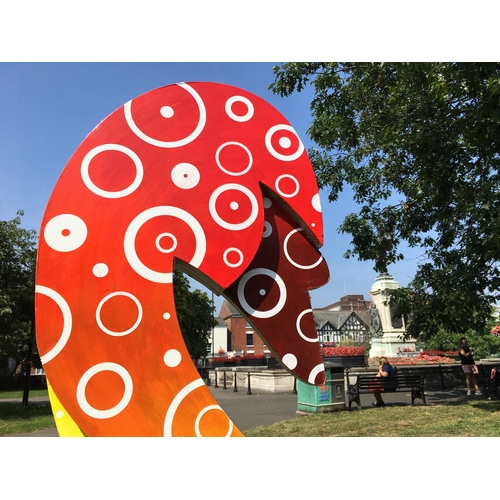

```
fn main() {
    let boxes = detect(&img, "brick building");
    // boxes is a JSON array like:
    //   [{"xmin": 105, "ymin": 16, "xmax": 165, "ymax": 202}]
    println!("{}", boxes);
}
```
[
  {"xmin": 213, "ymin": 294, "xmax": 373, "ymax": 357},
  {"xmin": 217, "ymin": 300, "xmax": 270, "ymax": 356}
]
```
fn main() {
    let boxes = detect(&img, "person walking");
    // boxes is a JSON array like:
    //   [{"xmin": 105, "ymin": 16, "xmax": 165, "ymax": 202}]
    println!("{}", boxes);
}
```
[{"xmin": 458, "ymin": 337, "xmax": 483, "ymax": 396}]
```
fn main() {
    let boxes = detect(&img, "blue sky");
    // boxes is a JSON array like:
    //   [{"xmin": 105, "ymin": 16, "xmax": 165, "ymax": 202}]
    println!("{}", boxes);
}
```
[{"xmin": 0, "ymin": 62, "xmax": 424, "ymax": 312}]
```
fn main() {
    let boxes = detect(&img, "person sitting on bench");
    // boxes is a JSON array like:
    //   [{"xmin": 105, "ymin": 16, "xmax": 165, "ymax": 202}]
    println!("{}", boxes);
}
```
[{"xmin": 371, "ymin": 356, "xmax": 397, "ymax": 407}]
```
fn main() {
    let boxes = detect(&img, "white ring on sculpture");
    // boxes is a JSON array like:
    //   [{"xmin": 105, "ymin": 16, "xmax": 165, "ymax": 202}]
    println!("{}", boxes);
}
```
[
  {"xmin": 76, "ymin": 362, "xmax": 133, "ymax": 419},
  {"xmin": 284, "ymin": 228, "xmax": 324, "ymax": 269},
  {"xmin": 237, "ymin": 268, "xmax": 287, "ymax": 318},
  {"xmin": 124, "ymin": 83, "xmax": 206, "ymax": 148},
  {"xmin": 124, "ymin": 206, "xmax": 206, "ymax": 283},
  {"xmin": 265, "ymin": 124, "xmax": 304, "ymax": 161},
  {"xmin": 223, "ymin": 247, "xmax": 244, "ymax": 268},
  {"xmin": 209, "ymin": 184, "xmax": 259, "ymax": 231},
  {"xmin": 36, "ymin": 285, "xmax": 72, "ymax": 364},
  {"xmin": 275, "ymin": 174, "xmax": 300, "ymax": 198},
  {"xmin": 81, "ymin": 144, "xmax": 144, "ymax": 198},
  {"xmin": 96, "ymin": 291, "xmax": 143, "ymax": 336},
  {"xmin": 225, "ymin": 95, "xmax": 254, "ymax": 122},
  {"xmin": 296, "ymin": 309, "xmax": 319, "ymax": 343},
  {"xmin": 164, "ymin": 378, "xmax": 205, "ymax": 436},
  {"xmin": 308, "ymin": 364, "xmax": 325, "ymax": 384},
  {"xmin": 215, "ymin": 142, "xmax": 253, "ymax": 176},
  {"xmin": 195, "ymin": 405, "xmax": 233, "ymax": 437}
]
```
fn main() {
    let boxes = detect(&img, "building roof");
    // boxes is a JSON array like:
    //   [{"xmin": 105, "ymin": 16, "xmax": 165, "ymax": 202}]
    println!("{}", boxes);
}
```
[
  {"xmin": 214, "ymin": 317, "xmax": 226, "ymax": 328},
  {"xmin": 218, "ymin": 300, "xmax": 242, "ymax": 319},
  {"xmin": 313, "ymin": 309, "xmax": 371, "ymax": 330},
  {"xmin": 320, "ymin": 294, "xmax": 372, "ymax": 312}
]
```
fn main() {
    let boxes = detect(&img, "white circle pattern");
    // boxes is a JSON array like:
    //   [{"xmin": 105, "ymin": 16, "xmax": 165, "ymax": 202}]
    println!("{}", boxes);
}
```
[
  {"xmin": 296, "ymin": 309, "xmax": 319, "ymax": 343},
  {"xmin": 195, "ymin": 405, "xmax": 233, "ymax": 437},
  {"xmin": 263, "ymin": 221, "xmax": 272, "ymax": 238},
  {"xmin": 93, "ymin": 263, "xmax": 109, "ymax": 277},
  {"xmin": 237, "ymin": 268, "xmax": 287, "ymax": 318},
  {"xmin": 225, "ymin": 95, "xmax": 254, "ymax": 122},
  {"xmin": 312, "ymin": 193, "xmax": 322, "ymax": 213},
  {"xmin": 171, "ymin": 163, "xmax": 200, "ymax": 189},
  {"xmin": 124, "ymin": 206, "xmax": 206, "ymax": 283},
  {"xmin": 223, "ymin": 247, "xmax": 244, "ymax": 268},
  {"xmin": 282, "ymin": 353, "xmax": 298, "ymax": 370},
  {"xmin": 284, "ymin": 228, "xmax": 324, "ymax": 270},
  {"xmin": 44, "ymin": 214, "xmax": 88, "ymax": 252},
  {"xmin": 81, "ymin": 144, "xmax": 144, "ymax": 199},
  {"xmin": 96, "ymin": 291, "xmax": 143, "ymax": 337},
  {"xmin": 76, "ymin": 362, "xmax": 133, "ymax": 419},
  {"xmin": 124, "ymin": 83, "xmax": 206, "ymax": 148},
  {"xmin": 265, "ymin": 124, "xmax": 304, "ymax": 161},
  {"xmin": 164, "ymin": 349, "xmax": 182, "ymax": 367},
  {"xmin": 155, "ymin": 233, "xmax": 177, "ymax": 253},
  {"xmin": 36, "ymin": 285, "xmax": 73, "ymax": 364},
  {"xmin": 209, "ymin": 184, "xmax": 259, "ymax": 231},
  {"xmin": 215, "ymin": 142, "xmax": 253, "ymax": 176},
  {"xmin": 275, "ymin": 174, "xmax": 300, "ymax": 198}
]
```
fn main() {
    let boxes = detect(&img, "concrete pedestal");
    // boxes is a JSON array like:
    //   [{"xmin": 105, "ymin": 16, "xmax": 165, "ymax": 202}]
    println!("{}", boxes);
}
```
[{"xmin": 369, "ymin": 273, "xmax": 416, "ymax": 358}]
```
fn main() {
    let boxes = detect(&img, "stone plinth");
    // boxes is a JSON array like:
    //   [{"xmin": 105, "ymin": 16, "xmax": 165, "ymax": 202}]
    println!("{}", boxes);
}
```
[
  {"xmin": 369, "ymin": 273, "xmax": 416, "ymax": 358},
  {"xmin": 210, "ymin": 367, "xmax": 294, "ymax": 393}
]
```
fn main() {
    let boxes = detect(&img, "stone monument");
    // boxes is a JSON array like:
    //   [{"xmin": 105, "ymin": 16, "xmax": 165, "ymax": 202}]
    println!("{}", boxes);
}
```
[{"xmin": 368, "ymin": 273, "xmax": 416, "ymax": 358}]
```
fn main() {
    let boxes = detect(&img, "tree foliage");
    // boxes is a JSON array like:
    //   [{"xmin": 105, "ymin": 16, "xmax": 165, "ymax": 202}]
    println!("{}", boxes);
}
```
[
  {"xmin": 422, "ymin": 313, "xmax": 500, "ymax": 360},
  {"xmin": 271, "ymin": 62, "xmax": 500, "ymax": 340},
  {"xmin": 0, "ymin": 211, "xmax": 37, "ymax": 373},
  {"xmin": 173, "ymin": 270, "xmax": 217, "ymax": 363}
]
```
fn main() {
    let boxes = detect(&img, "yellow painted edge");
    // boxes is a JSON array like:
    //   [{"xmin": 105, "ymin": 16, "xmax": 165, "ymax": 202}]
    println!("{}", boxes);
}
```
[{"xmin": 47, "ymin": 378, "xmax": 85, "ymax": 437}]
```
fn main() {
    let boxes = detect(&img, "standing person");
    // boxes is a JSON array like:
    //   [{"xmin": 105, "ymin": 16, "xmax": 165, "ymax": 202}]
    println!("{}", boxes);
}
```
[
  {"xmin": 371, "ymin": 356, "xmax": 397, "ymax": 407},
  {"xmin": 458, "ymin": 338, "xmax": 483, "ymax": 396}
]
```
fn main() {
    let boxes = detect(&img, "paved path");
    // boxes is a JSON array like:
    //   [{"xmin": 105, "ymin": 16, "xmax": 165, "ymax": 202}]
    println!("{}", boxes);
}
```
[{"xmin": 1, "ymin": 385, "xmax": 481, "ymax": 437}]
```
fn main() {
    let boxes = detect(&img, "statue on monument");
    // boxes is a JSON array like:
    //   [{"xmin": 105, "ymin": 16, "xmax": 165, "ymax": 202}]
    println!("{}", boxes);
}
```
[{"xmin": 369, "ymin": 302, "xmax": 383, "ymax": 338}]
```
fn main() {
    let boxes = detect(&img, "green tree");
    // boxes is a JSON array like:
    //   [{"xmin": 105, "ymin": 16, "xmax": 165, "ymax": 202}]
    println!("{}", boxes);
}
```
[
  {"xmin": 0, "ymin": 211, "xmax": 37, "ymax": 377},
  {"xmin": 271, "ymin": 62, "xmax": 500, "ymax": 341},
  {"xmin": 173, "ymin": 270, "xmax": 217, "ymax": 363}
]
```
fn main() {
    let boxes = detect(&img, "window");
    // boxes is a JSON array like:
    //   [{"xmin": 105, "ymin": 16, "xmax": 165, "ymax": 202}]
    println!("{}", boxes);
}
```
[{"xmin": 246, "ymin": 333, "xmax": 254, "ymax": 346}]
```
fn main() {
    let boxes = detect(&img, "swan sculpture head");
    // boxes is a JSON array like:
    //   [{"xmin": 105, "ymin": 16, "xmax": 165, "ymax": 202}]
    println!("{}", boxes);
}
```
[{"xmin": 35, "ymin": 82, "xmax": 330, "ymax": 436}]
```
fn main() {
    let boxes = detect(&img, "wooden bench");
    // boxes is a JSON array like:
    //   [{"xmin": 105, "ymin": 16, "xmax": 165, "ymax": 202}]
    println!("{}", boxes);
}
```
[{"xmin": 347, "ymin": 372, "xmax": 426, "ymax": 408}]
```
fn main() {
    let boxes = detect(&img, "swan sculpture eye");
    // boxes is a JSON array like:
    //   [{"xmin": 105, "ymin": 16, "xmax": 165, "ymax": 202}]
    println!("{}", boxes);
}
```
[{"xmin": 35, "ymin": 82, "xmax": 329, "ymax": 437}]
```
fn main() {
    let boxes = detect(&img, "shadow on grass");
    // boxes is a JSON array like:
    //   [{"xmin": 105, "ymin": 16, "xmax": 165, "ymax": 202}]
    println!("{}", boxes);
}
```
[{"xmin": 0, "ymin": 401, "xmax": 53, "ymax": 420}]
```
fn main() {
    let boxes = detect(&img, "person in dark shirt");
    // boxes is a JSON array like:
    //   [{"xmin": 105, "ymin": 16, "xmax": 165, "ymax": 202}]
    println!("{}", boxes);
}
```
[
  {"xmin": 371, "ymin": 356, "xmax": 397, "ymax": 407},
  {"xmin": 458, "ymin": 337, "xmax": 482, "ymax": 396}
]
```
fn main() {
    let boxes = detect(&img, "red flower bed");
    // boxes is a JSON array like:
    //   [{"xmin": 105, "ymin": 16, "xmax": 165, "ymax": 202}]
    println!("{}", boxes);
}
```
[
  {"xmin": 210, "ymin": 354, "xmax": 266, "ymax": 364},
  {"xmin": 320, "ymin": 346, "xmax": 365, "ymax": 357},
  {"xmin": 420, "ymin": 350, "xmax": 458, "ymax": 357},
  {"xmin": 371, "ymin": 355, "xmax": 455, "ymax": 365}
]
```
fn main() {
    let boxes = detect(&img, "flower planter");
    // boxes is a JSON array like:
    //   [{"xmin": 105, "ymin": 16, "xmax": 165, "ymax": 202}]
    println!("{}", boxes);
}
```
[
  {"xmin": 323, "ymin": 356, "xmax": 367, "ymax": 368},
  {"xmin": 224, "ymin": 361, "xmax": 237, "ymax": 367}
]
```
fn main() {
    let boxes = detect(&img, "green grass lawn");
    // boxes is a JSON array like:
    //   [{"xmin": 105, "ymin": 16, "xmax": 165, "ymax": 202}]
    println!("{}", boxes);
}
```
[
  {"xmin": 0, "ymin": 389, "xmax": 54, "ymax": 436},
  {"xmin": 0, "ymin": 389, "xmax": 49, "ymax": 399},
  {"xmin": 245, "ymin": 399, "xmax": 500, "ymax": 437},
  {"xmin": 2, "ymin": 392, "xmax": 500, "ymax": 437},
  {"xmin": 0, "ymin": 402, "xmax": 55, "ymax": 436}
]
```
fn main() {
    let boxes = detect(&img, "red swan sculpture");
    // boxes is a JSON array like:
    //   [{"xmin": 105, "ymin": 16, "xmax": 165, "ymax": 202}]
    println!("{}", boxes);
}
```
[{"xmin": 35, "ymin": 82, "xmax": 330, "ymax": 436}]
